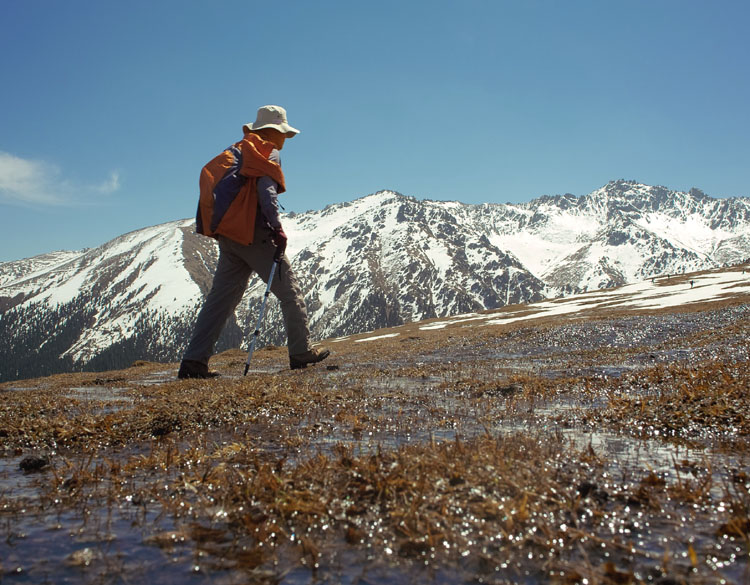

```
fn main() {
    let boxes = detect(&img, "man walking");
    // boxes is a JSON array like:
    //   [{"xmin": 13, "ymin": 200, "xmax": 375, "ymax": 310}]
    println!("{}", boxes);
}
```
[{"xmin": 178, "ymin": 105, "xmax": 329, "ymax": 379}]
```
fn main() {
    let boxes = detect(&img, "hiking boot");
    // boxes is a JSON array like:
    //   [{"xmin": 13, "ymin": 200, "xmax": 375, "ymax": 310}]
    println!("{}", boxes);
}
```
[
  {"xmin": 289, "ymin": 347, "xmax": 330, "ymax": 370},
  {"xmin": 177, "ymin": 360, "xmax": 220, "ymax": 379}
]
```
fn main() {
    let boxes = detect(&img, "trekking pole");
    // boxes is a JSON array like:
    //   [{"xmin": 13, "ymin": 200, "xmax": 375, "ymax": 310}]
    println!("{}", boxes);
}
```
[{"xmin": 244, "ymin": 250, "xmax": 282, "ymax": 376}]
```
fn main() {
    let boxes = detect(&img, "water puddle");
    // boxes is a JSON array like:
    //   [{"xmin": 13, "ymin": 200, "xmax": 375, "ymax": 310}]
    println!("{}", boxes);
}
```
[
  {"xmin": 65, "ymin": 386, "xmax": 134, "ymax": 403},
  {"xmin": 133, "ymin": 370, "xmax": 178, "ymax": 385}
]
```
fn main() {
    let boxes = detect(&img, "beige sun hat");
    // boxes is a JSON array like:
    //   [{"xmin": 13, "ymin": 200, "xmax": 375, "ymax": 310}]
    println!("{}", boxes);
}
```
[{"xmin": 242, "ymin": 105, "xmax": 300, "ymax": 137}]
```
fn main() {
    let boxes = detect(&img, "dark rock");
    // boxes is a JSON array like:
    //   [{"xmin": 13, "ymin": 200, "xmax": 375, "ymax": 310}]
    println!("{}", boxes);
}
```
[{"xmin": 19, "ymin": 454, "xmax": 49, "ymax": 472}]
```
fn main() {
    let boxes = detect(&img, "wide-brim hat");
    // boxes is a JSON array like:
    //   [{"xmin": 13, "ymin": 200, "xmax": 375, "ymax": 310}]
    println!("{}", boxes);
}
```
[{"xmin": 242, "ymin": 105, "xmax": 299, "ymax": 137}]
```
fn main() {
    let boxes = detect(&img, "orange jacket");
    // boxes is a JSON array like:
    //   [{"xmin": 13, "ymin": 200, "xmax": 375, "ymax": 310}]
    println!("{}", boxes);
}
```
[{"xmin": 196, "ymin": 133, "xmax": 286, "ymax": 245}]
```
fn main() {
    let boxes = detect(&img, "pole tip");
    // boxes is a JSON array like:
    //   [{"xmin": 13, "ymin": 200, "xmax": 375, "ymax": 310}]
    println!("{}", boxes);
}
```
[{"xmin": 243, "ymin": 364, "xmax": 249, "ymax": 376}]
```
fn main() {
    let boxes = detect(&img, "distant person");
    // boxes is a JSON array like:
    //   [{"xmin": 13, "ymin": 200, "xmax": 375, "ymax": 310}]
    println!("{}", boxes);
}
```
[{"xmin": 178, "ymin": 105, "xmax": 330, "ymax": 379}]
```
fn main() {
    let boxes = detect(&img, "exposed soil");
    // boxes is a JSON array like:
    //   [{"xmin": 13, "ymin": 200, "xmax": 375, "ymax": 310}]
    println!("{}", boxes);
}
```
[{"xmin": 1, "ymin": 288, "xmax": 749, "ymax": 584}]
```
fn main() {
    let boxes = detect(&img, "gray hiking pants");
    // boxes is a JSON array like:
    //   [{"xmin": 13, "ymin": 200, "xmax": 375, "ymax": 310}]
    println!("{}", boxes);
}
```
[{"xmin": 182, "ymin": 230, "xmax": 311, "ymax": 365}]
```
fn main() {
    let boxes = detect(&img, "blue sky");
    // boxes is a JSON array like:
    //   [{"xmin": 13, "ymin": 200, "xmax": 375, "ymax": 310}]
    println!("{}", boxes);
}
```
[{"xmin": 1, "ymin": 0, "xmax": 748, "ymax": 262}]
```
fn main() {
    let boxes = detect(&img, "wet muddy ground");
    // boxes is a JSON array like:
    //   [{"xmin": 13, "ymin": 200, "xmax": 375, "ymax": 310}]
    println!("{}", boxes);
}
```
[{"xmin": 1, "ymin": 298, "xmax": 749, "ymax": 584}]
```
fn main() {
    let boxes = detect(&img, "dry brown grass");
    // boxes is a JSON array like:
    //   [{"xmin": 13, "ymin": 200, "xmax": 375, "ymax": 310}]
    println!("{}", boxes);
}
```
[{"xmin": 1, "ymin": 276, "xmax": 749, "ymax": 583}]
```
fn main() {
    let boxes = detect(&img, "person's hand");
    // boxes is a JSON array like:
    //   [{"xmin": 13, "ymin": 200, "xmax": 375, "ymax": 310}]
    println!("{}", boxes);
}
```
[{"xmin": 272, "ymin": 227, "xmax": 287, "ymax": 255}]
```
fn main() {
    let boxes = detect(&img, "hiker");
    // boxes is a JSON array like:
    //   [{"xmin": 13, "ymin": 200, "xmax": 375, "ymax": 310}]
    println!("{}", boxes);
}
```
[{"xmin": 178, "ymin": 105, "xmax": 330, "ymax": 379}]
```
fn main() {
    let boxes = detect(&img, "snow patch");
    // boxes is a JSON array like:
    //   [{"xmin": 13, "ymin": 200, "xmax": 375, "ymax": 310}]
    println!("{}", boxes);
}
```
[{"xmin": 355, "ymin": 332, "xmax": 400, "ymax": 343}]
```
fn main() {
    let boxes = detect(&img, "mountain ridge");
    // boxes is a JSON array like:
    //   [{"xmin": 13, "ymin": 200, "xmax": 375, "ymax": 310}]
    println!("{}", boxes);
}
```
[{"xmin": 1, "ymin": 180, "xmax": 749, "ymax": 382}]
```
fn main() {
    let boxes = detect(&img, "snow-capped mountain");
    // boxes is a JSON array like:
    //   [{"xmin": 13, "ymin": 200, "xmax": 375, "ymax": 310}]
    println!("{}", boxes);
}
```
[
  {"xmin": 1, "ymin": 180, "xmax": 749, "ymax": 381},
  {"xmin": 486, "ymin": 182, "xmax": 750, "ymax": 293}
]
